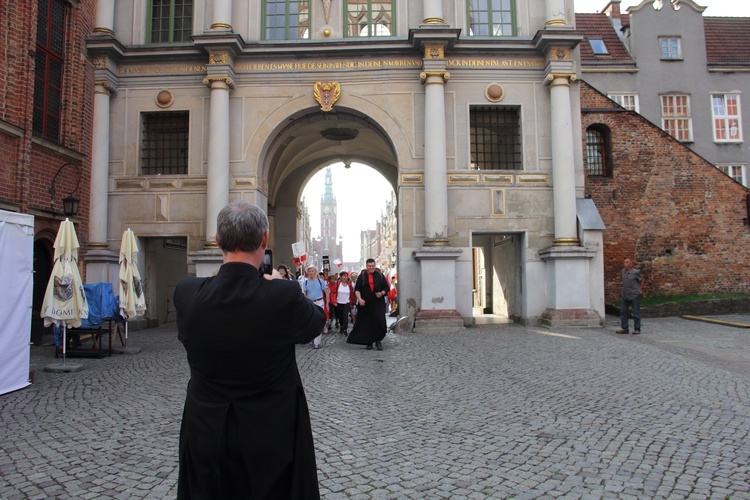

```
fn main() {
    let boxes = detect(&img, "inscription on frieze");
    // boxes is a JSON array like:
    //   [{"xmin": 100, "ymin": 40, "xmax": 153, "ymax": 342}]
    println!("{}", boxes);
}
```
[{"xmin": 118, "ymin": 58, "xmax": 545, "ymax": 75}]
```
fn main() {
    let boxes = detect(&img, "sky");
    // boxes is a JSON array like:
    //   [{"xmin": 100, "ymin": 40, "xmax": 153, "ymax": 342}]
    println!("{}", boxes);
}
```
[
  {"xmin": 574, "ymin": 0, "xmax": 750, "ymax": 16},
  {"xmin": 301, "ymin": 163, "xmax": 394, "ymax": 263}
]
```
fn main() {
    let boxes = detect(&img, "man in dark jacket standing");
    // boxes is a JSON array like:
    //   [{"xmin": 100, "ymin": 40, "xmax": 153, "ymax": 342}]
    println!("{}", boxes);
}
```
[
  {"xmin": 174, "ymin": 200, "xmax": 325, "ymax": 499},
  {"xmin": 616, "ymin": 257, "xmax": 643, "ymax": 335},
  {"xmin": 347, "ymin": 259, "xmax": 389, "ymax": 350}
]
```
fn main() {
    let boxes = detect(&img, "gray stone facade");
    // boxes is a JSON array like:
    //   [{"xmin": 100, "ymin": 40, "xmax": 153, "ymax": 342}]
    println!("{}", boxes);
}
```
[{"xmin": 86, "ymin": 1, "xmax": 604, "ymax": 328}]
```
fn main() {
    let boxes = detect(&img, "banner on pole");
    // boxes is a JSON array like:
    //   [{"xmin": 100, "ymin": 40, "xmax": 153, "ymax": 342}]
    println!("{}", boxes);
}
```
[{"xmin": 291, "ymin": 241, "xmax": 307, "ymax": 265}]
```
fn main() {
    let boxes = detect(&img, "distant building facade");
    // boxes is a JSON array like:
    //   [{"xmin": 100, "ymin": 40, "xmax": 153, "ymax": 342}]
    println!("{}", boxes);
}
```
[
  {"xmin": 577, "ymin": 0, "xmax": 750, "ymax": 187},
  {"xmin": 358, "ymin": 192, "xmax": 398, "ymax": 273}
]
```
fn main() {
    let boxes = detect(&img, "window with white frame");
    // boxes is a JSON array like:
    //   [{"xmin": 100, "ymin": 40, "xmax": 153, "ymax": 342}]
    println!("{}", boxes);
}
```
[
  {"xmin": 661, "ymin": 94, "xmax": 692, "ymax": 141},
  {"xmin": 659, "ymin": 37, "xmax": 681, "ymax": 60},
  {"xmin": 711, "ymin": 93, "xmax": 742, "ymax": 142},
  {"xmin": 716, "ymin": 164, "xmax": 746, "ymax": 186},
  {"xmin": 589, "ymin": 38, "xmax": 608, "ymax": 55},
  {"xmin": 608, "ymin": 93, "xmax": 640, "ymax": 112}
]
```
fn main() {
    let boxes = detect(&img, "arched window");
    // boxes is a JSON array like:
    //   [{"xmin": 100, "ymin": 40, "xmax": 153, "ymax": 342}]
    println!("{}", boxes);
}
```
[
  {"xmin": 346, "ymin": 0, "xmax": 393, "ymax": 37},
  {"xmin": 585, "ymin": 125, "xmax": 611, "ymax": 177}
]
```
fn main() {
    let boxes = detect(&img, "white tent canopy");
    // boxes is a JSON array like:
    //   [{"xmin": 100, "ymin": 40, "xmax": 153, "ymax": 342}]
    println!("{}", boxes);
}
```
[{"xmin": 0, "ymin": 210, "xmax": 34, "ymax": 395}]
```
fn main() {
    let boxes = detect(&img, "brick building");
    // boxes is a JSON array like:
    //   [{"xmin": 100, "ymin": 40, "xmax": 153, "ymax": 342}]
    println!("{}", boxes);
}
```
[
  {"xmin": 0, "ymin": 0, "xmax": 95, "ymax": 343},
  {"xmin": 581, "ymin": 81, "xmax": 750, "ymax": 305}
]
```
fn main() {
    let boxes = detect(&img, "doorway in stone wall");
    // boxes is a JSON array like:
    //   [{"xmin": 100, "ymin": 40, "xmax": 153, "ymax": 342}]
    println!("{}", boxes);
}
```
[
  {"xmin": 31, "ymin": 239, "xmax": 54, "ymax": 345},
  {"xmin": 140, "ymin": 237, "xmax": 189, "ymax": 327},
  {"xmin": 471, "ymin": 233, "xmax": 521, "ymax": 325}
]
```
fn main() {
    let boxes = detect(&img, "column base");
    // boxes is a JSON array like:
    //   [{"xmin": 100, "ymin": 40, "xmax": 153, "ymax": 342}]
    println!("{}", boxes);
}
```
[
  {"xmin": 553, "ymin": 237, "xmax": 580, "ymax": 246},
  {"xmin": 423, "ymin": 238, "xmax": 451, "ymax": 247},
  {"xmin": 413, "ymin": 309, "xmax": 465, "ymax": 333},
  {"xmin": 189, "ymin": 249, "xmax": 224, "ymax": 277},
  {"xmin": 540, "ymin": 308, "xmax": 602, "ymax": 328},
  {"xmin": 83, "ymin": 249, "xmax": 119, "ymax": 288}
]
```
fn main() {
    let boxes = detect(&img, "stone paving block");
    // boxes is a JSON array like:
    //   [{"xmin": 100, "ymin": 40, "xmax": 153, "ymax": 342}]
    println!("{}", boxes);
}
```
[{"xmin": 2, "ymin": 319, "xmax": 750, "ymax": 497}]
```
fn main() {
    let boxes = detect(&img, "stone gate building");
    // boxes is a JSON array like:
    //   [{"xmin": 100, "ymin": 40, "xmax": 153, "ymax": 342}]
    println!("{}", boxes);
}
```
[{"xmin": 85, "ymin": 0, "xmax": 604, "ymax": 329}]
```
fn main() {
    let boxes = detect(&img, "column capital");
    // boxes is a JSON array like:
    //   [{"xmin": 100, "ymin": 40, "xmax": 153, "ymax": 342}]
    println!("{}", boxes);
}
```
[
  {"xmin": 203, "ymin": 74, "xmax": 235, "ymax": 89},
  {"xmin": 420, "ymin": 70, "xmax": 450, "ymax": 84},
  {"xmin": 94, "ymin": 79, "xmax": 116, "ymax": 95},
  {"xmin": 545, "ymin": 73, "xmax": 576, "ymax": 86}
]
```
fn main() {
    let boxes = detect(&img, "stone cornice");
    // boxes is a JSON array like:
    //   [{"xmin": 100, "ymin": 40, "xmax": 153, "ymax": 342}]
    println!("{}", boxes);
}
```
[
  {"xmin": 0, "ymin": 118, "xmax": 24, "ymax": 138},
  {"xmin": 533, "ymin": 29, "xmax": 584, "ymax": 54}
]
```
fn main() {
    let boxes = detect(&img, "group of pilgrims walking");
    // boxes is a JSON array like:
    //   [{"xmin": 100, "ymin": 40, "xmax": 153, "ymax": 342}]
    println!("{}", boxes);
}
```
[{"xmin": 282, "ymin": 258, "xmax": 395, "ymax": 351}]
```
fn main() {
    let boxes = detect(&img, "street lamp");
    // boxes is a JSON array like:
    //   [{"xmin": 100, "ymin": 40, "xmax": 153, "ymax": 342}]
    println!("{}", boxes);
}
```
[{"xmin": 49, "ymin": 162, "xmax": 81, "ymax": 216}]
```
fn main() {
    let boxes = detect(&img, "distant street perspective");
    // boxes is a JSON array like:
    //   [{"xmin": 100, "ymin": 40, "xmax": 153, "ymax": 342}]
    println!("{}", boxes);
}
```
[{"xmin": 1, "ymin": 315, "xmax": 749, "ymax": 498}]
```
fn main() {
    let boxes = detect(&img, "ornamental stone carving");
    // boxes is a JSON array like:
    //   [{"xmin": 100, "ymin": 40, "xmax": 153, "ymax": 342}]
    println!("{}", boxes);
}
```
[{"xmin": 314, "ymin": 81, "xmax": 341, "ymax": 112}]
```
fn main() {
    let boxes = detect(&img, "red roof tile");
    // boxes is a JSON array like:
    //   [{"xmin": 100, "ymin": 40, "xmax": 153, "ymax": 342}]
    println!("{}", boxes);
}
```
[
  {"xmin": 575, "ymin": 13, "xmax": 634, "ymax": 65},
  {"xmin": 704, "ymin": 17, "xmax": 750, "ymax": 65}
]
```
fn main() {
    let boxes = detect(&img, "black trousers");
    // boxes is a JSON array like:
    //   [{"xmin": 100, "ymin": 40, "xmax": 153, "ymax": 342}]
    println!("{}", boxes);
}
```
[{"xmin": 337, "ymin": 303, "xmax": 351, "ymax": 332}]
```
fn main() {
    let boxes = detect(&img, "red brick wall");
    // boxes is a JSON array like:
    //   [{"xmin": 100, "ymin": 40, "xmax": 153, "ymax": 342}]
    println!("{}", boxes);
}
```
[
  {"xmin": 581, "ymin": 81, "xmax": 750, "ymax": 304},
  {"xmin": 0, "ymin": 0, "xmax": 95, "ymax": 262}
]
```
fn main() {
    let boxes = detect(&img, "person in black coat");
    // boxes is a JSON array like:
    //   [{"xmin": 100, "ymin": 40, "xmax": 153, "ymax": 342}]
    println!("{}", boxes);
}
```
[
  {"xmin": 174, "ymin": 200, "xmax": 325, "ymax": 499},
  {"xmin": 346, "ymin": 258, "xmax": 389, "ymax": 350}
]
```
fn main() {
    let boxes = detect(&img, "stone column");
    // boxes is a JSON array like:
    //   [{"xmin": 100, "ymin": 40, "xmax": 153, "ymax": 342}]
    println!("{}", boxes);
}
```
[
  {"xmin": 89, "ymin": 80, "xmax": 113, "ymax": 248},
  {"xmin": 202, "ymin": 75, "xmax": 234, "ymax": 247},
  {"xmin": 93, "ymin": 0, "xmax": 115, "ymax": 35},
  {"xmin": 412, "ymin": 40, "xmax": 465, "ymax": 332},
  {"xmin": 423, "ymin": 0, "xmax": 444, "ymax": 24},
  {"xmin": 84, "ymin": 78, "xmax": 120, "ymax": 286},
  {"xmin": 421, "ymin": 69, "xmax": 450, "ymax": 244},
  {"xmin": 545, "ymin": 0, "xmax": 568, "ymax": 26},
  {"xmin": 211, "ymin": 0, "xmax": 233, "ymax": 30},
  {"xmin": 547, "ymin": 73, "xmax": 579, "ymax": 246}
]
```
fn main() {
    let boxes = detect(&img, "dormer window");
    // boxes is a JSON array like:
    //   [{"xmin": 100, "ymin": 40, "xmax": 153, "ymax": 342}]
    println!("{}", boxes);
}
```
[
  {"xmin": 660, "ymin": 37, "xmax": 682, "ymax": 60},
  {"xmin": 589, "ymin": 38, "xmax": 609, "ymax": 55}
]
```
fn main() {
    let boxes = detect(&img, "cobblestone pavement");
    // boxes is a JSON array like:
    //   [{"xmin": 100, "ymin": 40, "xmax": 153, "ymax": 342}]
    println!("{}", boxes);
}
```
[{"xmin": 1, "ymin": 315, "xmax": 749, "ymax": 499}]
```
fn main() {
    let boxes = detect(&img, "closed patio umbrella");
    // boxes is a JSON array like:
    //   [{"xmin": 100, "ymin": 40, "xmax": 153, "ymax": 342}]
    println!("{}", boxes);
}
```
[
  {"xmin": 118, "ymin": 228, "xmax": 146, "ymax": 348},
  {"xmin": 40, "ymin": 218, "xmax": 88, "ymax": 369}
]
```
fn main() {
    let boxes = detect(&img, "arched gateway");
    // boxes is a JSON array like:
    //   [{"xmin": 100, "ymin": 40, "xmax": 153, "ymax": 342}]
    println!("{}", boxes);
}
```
[
  {"xmin": 259, "ymin": 106, "xmax": 399, "ymax": 270},
  {"xmin": 85, "ymin": 0, "xmax": 605, "ymax": 329}
]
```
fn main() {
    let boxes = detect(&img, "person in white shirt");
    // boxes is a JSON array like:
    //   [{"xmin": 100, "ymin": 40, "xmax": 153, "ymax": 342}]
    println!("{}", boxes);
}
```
[{"xmin": 334, "ymin": 272, "xmax": 355, "ymax": 334}]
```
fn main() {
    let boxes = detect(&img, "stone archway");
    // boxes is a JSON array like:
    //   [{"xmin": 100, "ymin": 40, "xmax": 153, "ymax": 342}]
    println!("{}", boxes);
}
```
[
  {"xmin": 261, "ymin": 107, "xmax": 400, "ymax": 269},
  {"xmin": 31, "ymin": 238, "xmax": 54, "ymax": 345}
]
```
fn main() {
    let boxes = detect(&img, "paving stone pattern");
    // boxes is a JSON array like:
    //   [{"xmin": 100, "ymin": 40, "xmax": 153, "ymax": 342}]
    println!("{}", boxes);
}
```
[{"xmin": 1, "ymin": 316, "xmax": 749, "ymax": 499}]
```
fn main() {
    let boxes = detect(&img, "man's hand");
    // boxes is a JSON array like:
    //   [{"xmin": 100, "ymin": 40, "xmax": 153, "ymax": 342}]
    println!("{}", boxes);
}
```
[{"xmin": 264, "ymin": 269, "xmax": 283, "ymax": 280}]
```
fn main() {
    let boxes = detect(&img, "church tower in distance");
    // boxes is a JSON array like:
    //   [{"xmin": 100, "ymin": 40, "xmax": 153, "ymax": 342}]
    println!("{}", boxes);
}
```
[{"xmin": 320, "ymin": 167, "xmax": 341, "ymax": 266}]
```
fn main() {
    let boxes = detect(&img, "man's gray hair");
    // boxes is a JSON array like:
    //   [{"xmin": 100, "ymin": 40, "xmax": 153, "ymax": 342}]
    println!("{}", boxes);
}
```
[{"xmin": 216, "ymin": 200, "xmax": 268, "ymax": 253}]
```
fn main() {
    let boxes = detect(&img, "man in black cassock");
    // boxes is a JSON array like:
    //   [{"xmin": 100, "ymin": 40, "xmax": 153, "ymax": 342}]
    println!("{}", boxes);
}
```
[
  {"xmin": 347, "ymin": 258, "xmax": 390, "ymax": 350},
  {"xmin": 174, "ymin": 200, "xmax": 325, "ymax": 499}
]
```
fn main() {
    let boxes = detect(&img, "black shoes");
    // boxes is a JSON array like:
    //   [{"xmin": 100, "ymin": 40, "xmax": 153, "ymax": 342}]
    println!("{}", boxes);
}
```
[
  {"xmin": 366, "ymin": 344, "xmax": 373, "ymax": 350},
  {"xmin": 375, "ymin": 341, "xmax": 383, "ymax": 351}
]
